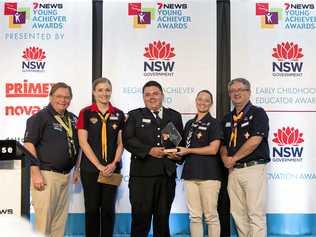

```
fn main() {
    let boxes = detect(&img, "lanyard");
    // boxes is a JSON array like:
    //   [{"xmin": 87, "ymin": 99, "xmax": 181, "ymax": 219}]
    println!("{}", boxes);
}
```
[
  {"xmin": 97, "ymin": 112, "xmax": 110, "ymax": 161},
  {"xmin": 54, "ymin": 114, "xmax": 76, "ymax": 158}
]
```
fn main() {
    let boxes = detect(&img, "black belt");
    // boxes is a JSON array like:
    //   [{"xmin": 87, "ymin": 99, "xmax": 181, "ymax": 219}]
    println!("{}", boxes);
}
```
[
  {"xmin": 41, "ymin": 168, "xmax": 70, "ymax": 175},
  {"xmin": 234, "ymin": 160, "xmax": 266, "ymax": 169}
]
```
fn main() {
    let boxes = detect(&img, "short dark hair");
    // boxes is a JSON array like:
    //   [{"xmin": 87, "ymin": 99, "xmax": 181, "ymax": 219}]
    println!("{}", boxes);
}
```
[
  {"xmin": 92, "ymin": 77, "xmax": 112, "ymax": 91},
  {"xmin": 197, "ymin": 90, "xmax": 213, "ymax": 104},
  {"xmin": 49, "ymin": 82, "xmax": 72, "ymax": 98},
  {"xmin": 142, "ymin": 80, "xmax": 163, "ymax": 94}
]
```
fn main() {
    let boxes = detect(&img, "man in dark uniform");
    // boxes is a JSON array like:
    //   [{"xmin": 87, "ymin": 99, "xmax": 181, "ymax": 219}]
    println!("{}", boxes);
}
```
[
  {"xmin": 24, "ymin": 82, "xmax": 79, "ymax": 237},
  {"xmin": 123, "ymin": 80, "xmax": 183, "ymax": 237},
  {"xmin": 220, "ymin": 78, "xmax": 270, "ymax": 237}
]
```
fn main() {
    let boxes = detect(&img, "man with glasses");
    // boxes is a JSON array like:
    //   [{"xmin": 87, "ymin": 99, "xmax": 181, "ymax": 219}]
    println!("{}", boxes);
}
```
[
  {"xmin": 220, "ymin": 78, "xmax": 270, "ymax": 237},
  {"xmin": 24, "ymin": 82, "xmax": 79, "ymax": 237}
]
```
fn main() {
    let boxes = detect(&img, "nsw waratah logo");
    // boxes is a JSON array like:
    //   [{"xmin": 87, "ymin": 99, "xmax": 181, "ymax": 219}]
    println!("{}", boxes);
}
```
[
  {"xmin": 143, "ymin": 41, "xmax": 175, "ymax": 77},
  {"xmin": 22, "ymin": 47, "xmax": 46, "ymax": 72},
  {"xmin": 272, "ymin": 42, "xmax": 303, "ymax": 77},
  {"xmin": 272, "ymin": 126, "xmax": 304, "ymax": 162}
]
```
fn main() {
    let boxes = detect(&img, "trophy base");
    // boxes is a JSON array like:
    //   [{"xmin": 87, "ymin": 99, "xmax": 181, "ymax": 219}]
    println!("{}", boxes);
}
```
[{"xmin": 164, "ymin": 148, "xmax": 180, "ymax": 153}]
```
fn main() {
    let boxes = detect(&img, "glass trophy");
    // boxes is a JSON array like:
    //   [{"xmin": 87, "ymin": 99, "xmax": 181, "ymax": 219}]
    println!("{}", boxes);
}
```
[{"xmin": 161, "ymin": 122, "xmax": 182, "ymax": 153}]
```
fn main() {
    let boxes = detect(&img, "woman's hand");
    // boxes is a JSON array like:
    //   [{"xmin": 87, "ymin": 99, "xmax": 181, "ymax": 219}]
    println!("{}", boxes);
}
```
[{"xmin": 176, "ymin": 147, "xmax": 190, "ymax": 156}]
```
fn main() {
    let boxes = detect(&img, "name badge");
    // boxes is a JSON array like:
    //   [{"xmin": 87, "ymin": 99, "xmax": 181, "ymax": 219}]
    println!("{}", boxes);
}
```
[
  {"xmin": 110, "ymin": 116, "xmax": 118, "ymax": 120},
  {"xmin": 142, "ymin": 118, "xmax": 151, "ymax": 123},
  {"xmin": 198, "ymin": 126, "xmax": 207, "ymax": 130},
  {"xmin": 241, "ymin": 122, "xmax": 249, "ymax": 127},
  {"xmin": 53, "ymin": 123, "xmax": 63, "ymax": 132},
  {"xmin": 225, "ymin": 122, "xmax": 231, "ymax": 127}
]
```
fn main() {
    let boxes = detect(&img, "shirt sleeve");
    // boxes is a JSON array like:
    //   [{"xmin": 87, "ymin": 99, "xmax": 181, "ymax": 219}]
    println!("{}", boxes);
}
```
[
  {"xmin": 76, "ymin": 108, "xmax": 86, "ymax": 130},
  {"xmin": 249, "ymin": 107, "xmax": 269, "ymax": 138},
  {"xmin": 208, "ymin": 120, "xmax": 224, "ymax": 143},
  {"xmin": 24, "ymin": 114, "xmax": 44, "ymax": 146}
]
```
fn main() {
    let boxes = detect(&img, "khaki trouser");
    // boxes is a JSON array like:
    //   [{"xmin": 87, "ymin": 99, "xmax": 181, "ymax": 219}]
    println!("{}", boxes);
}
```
[
  {"xmin": 228, "ymin": 164, "xmax": 267, "ymax": 237},
  {"xmin": 184, "ymin": 180, "xmax": 221, "ymax": 237},
  {"xmin": 31, "ymin": 170, "xmax": 70, "ymax": 237}
]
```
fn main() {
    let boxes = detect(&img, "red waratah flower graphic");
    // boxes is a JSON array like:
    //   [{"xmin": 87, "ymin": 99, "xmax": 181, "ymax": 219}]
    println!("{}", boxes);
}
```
[
  {"xmin": 272, "ymin": 127, "xmax": 304, "ymax": 146},
  {"xmin": 272, "ymin": 42, "xmax": 303, "ymax": 61},
  {"xmin": 144, "ymin": 41, "xmax": 175, "ymax": 60},
  {"xmin": 22, "ymin": 47, "xmax": 46, "ymax": 61}
]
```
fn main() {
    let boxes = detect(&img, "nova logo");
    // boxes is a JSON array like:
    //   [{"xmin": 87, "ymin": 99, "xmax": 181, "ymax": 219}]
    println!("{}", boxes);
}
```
[
  {"xmin": 5, "ymin": 105, "xmax": 42, "ymax": 116},
  {"xmin": 0, "ymin": 209, "xmax": 13, "ymax": 215},
  {"xmin": 272, "ymin": 127, "xmax": 304, "ymax": 162},
  {"xmin": 22, "ymin": 47, "xmax": 46, "ymax": 72},
  {"xmin": 272, "ymin": 42, "xmax": 303, "ymax": 77},
  {"xmin": 143, "ymin": 41, "xmax": 175, "ymax": 77}
]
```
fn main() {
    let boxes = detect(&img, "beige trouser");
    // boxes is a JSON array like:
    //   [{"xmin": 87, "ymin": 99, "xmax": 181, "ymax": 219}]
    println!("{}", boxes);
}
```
[
  {"xmin": 184, "ymin": 180, "xmax": 221, "ymax": 237},
  {"xmin": 31, "ymin": 170, "xmax": 70, "ymax": 237},
  {"xmin": 228, "ymin": 164, "xmax": 267, "ymax": 237}
]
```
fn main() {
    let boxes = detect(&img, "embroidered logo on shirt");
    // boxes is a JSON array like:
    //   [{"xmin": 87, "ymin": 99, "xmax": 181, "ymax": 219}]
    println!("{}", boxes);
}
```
[
  {"xmin": 198, "ymin": 126, "xmax": 207, "ymax": 130},
  {"xmin": 90, "ymin": 117, "xmax": 98, "ymax": 124},
  {"xmin": 241, "ymin": 122, "xmax": 249, "ymax": 127},
  {"xmin": 112, "ymin": 123, "xmax": 118, "ymax": 130},
  {"xmin": 110, "ymin": 116, "xmax": 118, "ymax": 120},
  {"xmin": 225, "ymin": 122, "xmax": 231, "ymax": 127},
  {"xmin": 244, "ymin": 132, "xmax": 250, "ymax": 139},
  {"xmin": 142, "ymin": 118, "xmax": 151, "ymax": 123},
  {"xmin": 52, "ymin": 123, "xmax": 63, "ymax": 132},
  {"xmin": 196, "ymin": 132, "xmax": 203, "ymax": 139}
]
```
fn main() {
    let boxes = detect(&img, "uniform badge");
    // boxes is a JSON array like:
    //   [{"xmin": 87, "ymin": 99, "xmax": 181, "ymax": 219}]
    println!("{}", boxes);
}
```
[
  {"xmin": 142, "ymin": 118, "xmax": 151, "ymax": 123},
  {"xmin": 53, "ymin": 123, "xmax": 63, "ymax": 132},
  {"xmin": 90, "ymin": 117, "xmax": 98, "ymax": 124},
  {"xmin": 112, "ymin": 123, "xmax": 118, "ymax": 130},
  {"xmin": 110, "ymin": 116, "xmax": 118, "ymax": 120},
  {"xmin": 244, "ymin": 132, "xmax": 250, "ymax": 139},
  {"xmin": 196, "ymin": 132, "xmax": 203, "ymax": 139}
]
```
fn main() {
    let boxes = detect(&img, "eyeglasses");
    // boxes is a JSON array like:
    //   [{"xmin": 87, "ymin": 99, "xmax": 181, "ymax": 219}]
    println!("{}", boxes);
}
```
[
  {"xmin": 228, "ymin": 88, "xmax": 249, "ymax": 94},
  {"xmin": 53, "ymin": 95, "xmax": 72, "ymax": 101}
]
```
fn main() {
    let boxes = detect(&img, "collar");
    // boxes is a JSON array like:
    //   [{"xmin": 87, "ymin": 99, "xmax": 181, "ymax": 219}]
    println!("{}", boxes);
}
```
[
  {"xmin": 47, "ymin": 103, "xmax": 69, "ymax": 117},
  {"xmin": 194, "ymin": 112, "xmax": 211, "ymax": 124},
  {"xmin": 90, "ymin": 102, "xmax": 117, "ymax": 114},
  {"xmin": 150, "ymin": 107, "xmax": 163, "ymax": 119},
  {"xmin": 232, "ymin": 101, "xmax": 252, "ymax": 116}
]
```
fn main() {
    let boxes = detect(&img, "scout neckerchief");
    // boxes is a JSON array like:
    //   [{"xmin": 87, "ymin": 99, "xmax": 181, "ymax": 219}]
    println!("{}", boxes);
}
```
[
  {"xmin": 54, "ymin": 113, "xmax": 76, "ymax": 159},
  {"xmin": 229, "ymin": 103, "xmax": 252, "ymax": 148},
  {"xmin": 97, "ymin": 112, "xmax": 110, "ymax": 161}
]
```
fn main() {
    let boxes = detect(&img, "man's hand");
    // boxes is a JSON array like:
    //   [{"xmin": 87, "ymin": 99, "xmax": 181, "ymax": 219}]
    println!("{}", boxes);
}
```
[
  {"xmin": 166, "ymin": 152, "xmax": 182, "ymax": 161},
  {"xmin": 31, "ymin": 166, "xmax": 46, "ymax": 191},
  {"xmin": 149, "ymin": 147, "xmax": 165, "ymax": 158},
  {"xmin": 222, "ymin": 156, "xmax": 236, "ymax": 169},
  {"xmin": 176, "ymin": 147, "xmax": 189, "ymax": 156}
]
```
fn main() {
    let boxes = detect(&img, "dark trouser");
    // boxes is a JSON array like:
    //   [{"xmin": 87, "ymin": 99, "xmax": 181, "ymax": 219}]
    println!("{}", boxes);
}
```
[
  {"xmin": 81, "ymin": 171, "xmax": 117, "ymax": 237},
  {"xmin": 129, "ymin": 176, "xmax": 176, "ymax": 237}
]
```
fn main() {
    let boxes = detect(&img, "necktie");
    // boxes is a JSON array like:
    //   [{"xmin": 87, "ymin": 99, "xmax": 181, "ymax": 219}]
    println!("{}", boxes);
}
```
[
  {"xmin": 153, "ymin": 111, "xmax": 161, "ymax": 124},
  {"xmin": 97, "ymin": 112, "xmax": 110, "ymax": 161}
]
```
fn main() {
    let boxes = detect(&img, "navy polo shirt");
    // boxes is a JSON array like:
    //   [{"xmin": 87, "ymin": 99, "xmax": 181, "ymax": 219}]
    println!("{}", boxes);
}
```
[
  {"xmin": 181, "ymin": 113, "xmax": 224, "ymax": 181},
  {"xmin": 24, "ymin": 103, "xmax": 79, "ymax": 172},
  {"xmin": 222, "ymin": 102, "xmax": 270, "ymax": 163},
  {"xmin": 77, "ymin": 103, "xmax": 125, "ymax": 172}
]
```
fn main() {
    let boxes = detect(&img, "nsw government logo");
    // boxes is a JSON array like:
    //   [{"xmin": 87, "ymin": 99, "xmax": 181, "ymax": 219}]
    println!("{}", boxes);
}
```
[
  {"xmin": 272, "ymin": 126, "xmax": 304, "ymax": 162},
  {"xmin": 22, "ymin": 47, "xmax": 46, "ymax": 72},
  {"xmin": 4, "ymin": 2, "xmax": 31, "ymax": 28},
  {"xmin": 143, "ymin": 41, "xmax": 175, "ymax": 77},
  {"xmin": 272, "ymin": 42, "xmax": 303, "ymax": 78}
]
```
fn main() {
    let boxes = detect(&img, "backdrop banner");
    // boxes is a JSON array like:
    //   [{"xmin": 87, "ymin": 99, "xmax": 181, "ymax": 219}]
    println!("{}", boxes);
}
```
[
  {"xmin": 0, "ymin": 0, "xmax": 91, "ymax": 235},
  {"xmin": 231, "ymin": 0, "xmax": 316, "ymax": 235},
  {"xmin": 103, "ymin": 0, "xmax": 217, "ymax": 235}
]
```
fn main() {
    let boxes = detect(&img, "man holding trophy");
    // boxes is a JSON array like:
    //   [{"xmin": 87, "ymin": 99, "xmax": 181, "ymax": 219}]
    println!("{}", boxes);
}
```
[{"xmin": 123, "ymin": 80, "xmax": 183, "ymax": 237}]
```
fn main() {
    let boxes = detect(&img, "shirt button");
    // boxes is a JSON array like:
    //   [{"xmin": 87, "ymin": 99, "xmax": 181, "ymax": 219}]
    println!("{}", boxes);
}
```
[
  {"xmin": 157, "ymin": 135, "xmax": 160, "ymax": 138},
  {"xmin": 157, "ymin": 128, "xmax": 160, "ymax": 131},
  {"xmin": 157, "ymin": 143, "xmax": 160, "ymax": 146}
]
